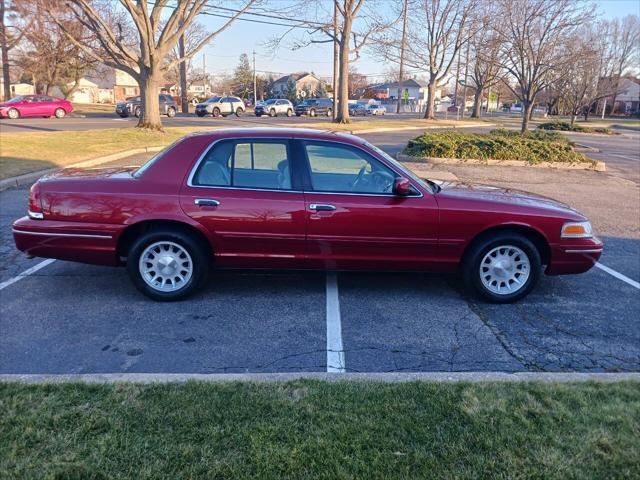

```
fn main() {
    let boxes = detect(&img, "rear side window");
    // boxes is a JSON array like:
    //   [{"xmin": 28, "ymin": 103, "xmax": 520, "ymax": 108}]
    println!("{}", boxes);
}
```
[{"xmin": 193, "ymin": 140, "xmax": 292, "ymax": 190}]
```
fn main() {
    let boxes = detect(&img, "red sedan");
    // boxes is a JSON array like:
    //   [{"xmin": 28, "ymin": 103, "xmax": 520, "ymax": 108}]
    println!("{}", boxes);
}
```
[
  {"xmin": 0, "ymin": 95, "xmax": 73, "ymax": 119},
  {"xmin": 12, "ymin": 128, "xmax": 602, "ymax": 302}
]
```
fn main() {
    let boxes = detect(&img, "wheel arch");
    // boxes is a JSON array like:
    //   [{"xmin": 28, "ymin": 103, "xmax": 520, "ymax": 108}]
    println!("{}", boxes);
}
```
[
  {"xmin": 116, "ymin": 218, "xmax": 212, "ymax": 262},
  {"xmin": 461, "ymin": 223, "xmax": 551, "ymax": 268}
]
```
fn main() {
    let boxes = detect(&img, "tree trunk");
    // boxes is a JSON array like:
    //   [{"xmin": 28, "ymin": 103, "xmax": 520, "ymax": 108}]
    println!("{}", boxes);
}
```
[
  {"xmin": 332, "ymin": 0, "xmax": 338, "ymax": 120},
  {"xmin": 521, "ymin": 101, "xmax": 533, "ymax": 133},
  {"xmin": 138, "ymin": 70, "xmax": 163, "ymax": 130},
  {"xmin": 396, "ymin": 0, "xmax": 408, "ymax": 114},
  {"xmin": 335, "ymin": 25, "xmax": 351, "ymax": 124},
  {"xmin": 0, "ymin": 0, "xmax": 10, "ymax": 101},
  {"xmin": 423, "ymin": 79, "xmax": 437, "ymax": 119},
  {"xmin": 64, "ymin": 69, "xmax": 82, "ymax": 100},
  {"xmin": 178, "ymin": 33, "xmax": 188, "ymax": 113},
  {"xmin": 471, "ymin": 87, "xmax": 482, "ymax": 118},
  {"xmin": 570, "ymin": 112, "xmax": 576, "ymax": 125}
]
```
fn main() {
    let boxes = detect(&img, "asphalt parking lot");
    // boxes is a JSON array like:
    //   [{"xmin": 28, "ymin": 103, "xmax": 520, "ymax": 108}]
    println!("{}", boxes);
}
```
[{"xmin": 1, "ymin": 128, "xmax": 638, "ymax": 375}]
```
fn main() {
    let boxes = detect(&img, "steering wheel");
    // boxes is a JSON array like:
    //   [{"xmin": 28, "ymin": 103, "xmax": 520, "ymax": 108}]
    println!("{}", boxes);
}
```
[{"xmin": 351, "ymin": 166, "xmax": 367, "ymax": 190}]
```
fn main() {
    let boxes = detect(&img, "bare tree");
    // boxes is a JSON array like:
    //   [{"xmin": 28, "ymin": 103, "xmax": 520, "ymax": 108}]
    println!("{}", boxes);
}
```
[
  {"xmin": 468, "ymin": 12, "xmax": 502, "ymax": 118},
  {"xmin": 496, "ymin": 0, "xmax": 588, "ymax": 133},
  {"xmin": 406, "ymin": 0, "xmax": 476, "ymax": 119},
  {"xmin": 0, "ymin": 0, "xmax": 25, "ymax": 100},
  {"xmin": 61, "ymin": 0, "xmax": 255, "ymax": 130},
  {"xmin": 602, "ymin": 15, "xmax": 640, "ymax": 114}
]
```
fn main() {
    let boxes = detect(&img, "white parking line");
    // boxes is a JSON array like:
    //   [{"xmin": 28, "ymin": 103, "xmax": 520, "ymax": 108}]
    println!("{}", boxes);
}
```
[
  {"xmin": 326, "ymin": 273, "xmax": 346, "ymax": 373},
  {"xmin": 595, "ymin": 262, "xmax": 640, "ymax": 289},
  {"xmin": 0, "ymin": 259, "xmax": 56, "ymax": 292}
]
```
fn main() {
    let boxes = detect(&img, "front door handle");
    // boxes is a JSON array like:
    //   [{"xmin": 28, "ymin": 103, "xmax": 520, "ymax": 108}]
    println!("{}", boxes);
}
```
[
  {"xmin": 194, "ymin": 198, "xmax": 220, "ymax": 207},
  {"xmin": 309, "ymin": 203, "xmax": 336, "ymax": 211}
]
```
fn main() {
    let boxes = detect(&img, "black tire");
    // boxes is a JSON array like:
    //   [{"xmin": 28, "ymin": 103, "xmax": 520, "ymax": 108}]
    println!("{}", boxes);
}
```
[
  {"xmin": 295, "ymin": 113, "xmax": 302, "ymax": 117},
  {"xmin": 54, "ymin": 108, "xmax": 66, "ymax": 119},
  {"xmin": 196, "ymin": 111, "xmax": 206, "ymax": 117},
  {"xmin": 166, "ymin": 107, "xmax": 176, "ymax": 117},
  {"xmin": 269, "ymin": 108, "xmax": 276, "ymax": 117},
  {"xmin": 326, "ymin": 108, "xmax": 332, "ymax": 117},
  {"xmin": 118, "ymin": 114, "xmax": 128, "ymax": 118},
  {"xmin": 286, "ymin": 108, "xmax": 293, "ymax": 117},
  {"xmin": 461, "ymin": 232, "xmax": 541, "ymax": 303},
  {"xmin": 134, "ymin": 106, "xmax": 141, "ymax": 118},
  {"xmin": 309, "ymin": 108, "xmax": 316, "ymax": 117},
  {"xmin": 126, "ymin": 228, "xmax": 210, "ymax": 301},
  {"xmin": 212, "ymin": 107, "xmax": 220, "ymax": 117},
  {"xmin": 7, "ymin": 108, "xmax": 19, "ymax": 119},
  {"xmin": 235, "ymin": 107, "xmax": 243, "ymax": 117}
]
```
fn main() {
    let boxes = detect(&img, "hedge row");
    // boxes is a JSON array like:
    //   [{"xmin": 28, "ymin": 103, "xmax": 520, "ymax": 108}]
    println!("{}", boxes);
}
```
[
  {"xmin": 538, "ymin": 121, "xmax": 615, "ymax": 135},
  {"xmin": 403, "ymin": 131, "xmax": 589, "ymax": 164}
]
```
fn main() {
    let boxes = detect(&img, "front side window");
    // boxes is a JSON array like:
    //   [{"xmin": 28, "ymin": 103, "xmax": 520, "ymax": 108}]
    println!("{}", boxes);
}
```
[
  {"xmin": 193, "ymin": 140, "xmax": 292, "ymax": 191},
  {"xmin": 304, "ymin": 142, "xmax": 398, "ymax": 195}
]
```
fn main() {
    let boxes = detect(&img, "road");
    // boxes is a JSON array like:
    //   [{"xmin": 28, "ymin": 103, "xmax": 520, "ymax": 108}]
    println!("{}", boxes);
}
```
[{"xmin": 1, "ymin": 126, "xmax": 638, "ymax": 374}]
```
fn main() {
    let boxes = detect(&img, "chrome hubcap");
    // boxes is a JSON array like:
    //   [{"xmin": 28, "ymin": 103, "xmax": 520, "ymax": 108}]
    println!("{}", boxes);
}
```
[
  {"xmin": 8, "ymin": 109, "xmax": 18, "ymax": 119},
  {"xmin": 139, "ymin": 241, "xmax": 193, "ymax": 292},
  {"xmin": 480, "ymin": 245, "xmax": 530, "ymax": 295}
]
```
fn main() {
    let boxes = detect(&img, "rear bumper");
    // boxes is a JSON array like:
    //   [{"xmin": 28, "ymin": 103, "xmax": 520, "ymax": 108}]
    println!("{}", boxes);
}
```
[
  {"xmin": 545, "ymin": 237, "xmax": 604, "ymax": 275},
  {"xmin": 12, "ymin": 217, "xmax": 122, "ymax": 266}
]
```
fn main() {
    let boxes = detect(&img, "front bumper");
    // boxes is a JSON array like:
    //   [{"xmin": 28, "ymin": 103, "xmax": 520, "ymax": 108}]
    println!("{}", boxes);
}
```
[
  {"xmin": 545, "ymin": 236, "xmax": 604, "ymax": 275},
  {"xmin": 12, "ymin": 217, "xmax": 122, "ymax": 266}
]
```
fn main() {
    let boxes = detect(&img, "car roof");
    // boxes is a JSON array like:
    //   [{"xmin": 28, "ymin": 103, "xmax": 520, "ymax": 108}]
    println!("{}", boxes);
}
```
[{"xmin": 188, "ymin": 127, "xmax": 366, "ymax": 146}]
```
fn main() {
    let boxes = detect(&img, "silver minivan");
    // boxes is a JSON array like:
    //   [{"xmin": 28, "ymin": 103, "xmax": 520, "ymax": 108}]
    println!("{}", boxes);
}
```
[{"xmin": 195, "ymin": 96, "xmax": 245, "ymax": 117}]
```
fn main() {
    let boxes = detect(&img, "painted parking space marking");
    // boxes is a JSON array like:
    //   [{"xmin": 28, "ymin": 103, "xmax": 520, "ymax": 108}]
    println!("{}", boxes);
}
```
[
  {"xmin": 0, "ymin": 259, "xmax": 56, "ymax": 292},
  {"xmin": 326, "ymin": 273, "xmax": 346, "ymax": 373},
  {"xmin": 595, "ymin": 262, "xmax": 640, "ymax": 289}
]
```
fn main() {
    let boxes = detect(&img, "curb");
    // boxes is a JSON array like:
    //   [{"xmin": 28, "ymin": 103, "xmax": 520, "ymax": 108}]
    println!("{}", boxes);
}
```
[
  {"xmin": 396, "ymin": 153, "xmax": 606, "ymax": 172},
  {"xmin": 0, "ymin": 146, "xmax": 164, "ymax": 192},
  {"xmin": 1, "ymin": 372, "xmax": 638, "ymax": 384}
]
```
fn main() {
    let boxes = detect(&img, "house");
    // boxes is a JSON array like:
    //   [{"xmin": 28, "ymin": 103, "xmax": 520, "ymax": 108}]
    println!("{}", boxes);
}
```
[
  {"xmin": 113, "ymin": 70, "xmax": 139, "ymax": 102},
  {"xmin": 611, "ymin": 77, "xmax": 640, "ymax": 115},
  {"xmin": 272, "ymin": 72, "xmax": 324, "ymax": 98},
  {"xmin": 0, "ymin": 80, "xmax": 35, "ymax": 100},
  {"xmin": 362, "ymin": 79, "xmax": 437, "ymax": 111}
]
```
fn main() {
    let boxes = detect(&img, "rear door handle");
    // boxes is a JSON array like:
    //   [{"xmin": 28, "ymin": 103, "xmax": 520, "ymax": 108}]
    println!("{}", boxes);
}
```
[
  {"xmin": 309, "ymin": 203, "xmax": 336, "ymax": 211},
  {"xmin": 194, "ymin": 198, "xmax": 220, "ymax": 207}
]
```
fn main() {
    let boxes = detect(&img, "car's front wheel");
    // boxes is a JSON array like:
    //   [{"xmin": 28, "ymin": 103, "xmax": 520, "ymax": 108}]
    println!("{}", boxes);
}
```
[
  {"xmin": 166, "ymin": 106, "xmax": 176, "ymax": 117},
  {"xmin": 462, "ymin": 233, "xmax": 541, "ymax": 303},
  {"xmin": 7, "ymin": 108, "xmax": 19, "ymax": 119},
  {"xmin": 326, "ymin": 108, "xmax": 332, "ymax": 117},
  {"xmin": 127, "ymin": 229, "xmax": 210, "ymax": 301},
  {"xmin": 196, "ymin": 110, "xmax": 206, "ymax": 117},
  {"xmin": 235, "ymin": 107, "xmax": 243, "ymax": 117},
  {"xmin": 212, "ymin": 107, "xmax": 220, "ymax": 117},
  {"xmin": 269, "ymin": 108, "xmax": 276, "ymax": 117},
  {"xmin": 54, "ymin": 108, "xmax": 66, "ymax": 118},
  {"xmin": 309, "ymin": 108, "xmax": 316, "ymax": 117},
  {"xmin": 286, "ymin": 108, "xmax": 293, "ymax": 117},
  {"xmin": 134, "ymin": 106, "xmax": 141, "ymax": 117}
]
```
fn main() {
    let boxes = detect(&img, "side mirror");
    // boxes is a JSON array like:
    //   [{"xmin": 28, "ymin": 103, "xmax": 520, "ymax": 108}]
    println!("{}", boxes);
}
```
[{"xmin": 393, "ymin": 177, "xmax": 412, "ymax": 196}]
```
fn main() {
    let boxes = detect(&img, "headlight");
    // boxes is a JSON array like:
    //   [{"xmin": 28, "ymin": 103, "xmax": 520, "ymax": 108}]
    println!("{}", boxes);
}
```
[{"xmin": 561, "ymin": 221, "xmax": 593, "ymax": 238}]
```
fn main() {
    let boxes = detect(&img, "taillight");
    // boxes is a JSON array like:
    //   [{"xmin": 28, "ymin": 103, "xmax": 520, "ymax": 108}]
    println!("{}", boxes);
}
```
[{"xmin": 28, "ymin": 183, "xmax": 44, "ymax": 219}]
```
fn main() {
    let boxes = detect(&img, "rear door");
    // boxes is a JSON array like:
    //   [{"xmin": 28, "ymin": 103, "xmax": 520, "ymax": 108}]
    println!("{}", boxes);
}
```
[
  {"xmin": 299, "ymin": 140, "xmax": 440, "ymax": 271},
  {"xmin": 180, "ymin": 137, "xmax": 307, "ymax": 269}
]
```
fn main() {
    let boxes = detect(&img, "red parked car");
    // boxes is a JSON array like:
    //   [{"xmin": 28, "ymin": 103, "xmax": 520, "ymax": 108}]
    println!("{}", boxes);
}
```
[
  {"xmin": 12, "ymin": 128, "xmax": 602, "ymax": 302},
  {"xmin": 0, "ymin": 95, "xmax": 73, "ymax": 119}
]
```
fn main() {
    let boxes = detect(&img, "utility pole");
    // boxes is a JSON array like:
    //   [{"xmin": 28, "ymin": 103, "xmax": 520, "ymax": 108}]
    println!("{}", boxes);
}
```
[
  {"xmin": 252, "ymin": 50, "xmax": 257, "ymax": 106},
  {"xmin": 203, "ymin": 53, "xmax": 206, "ymax": 96},
  {"xmin": 454, "ymin": 47, "xmax": 461, "ymax": 108},
  {"xmin": 461, "ymin": 40, "xmax": 470, "ymax": 118},
  {"xmin": 178, "ymin": 29, "xmax": 188, "ymax": 113},
  {"xmin": 332, "ymin": 0, "xmax": 338, "ymax": 120},
  {"xmin": 396, "ymin": 0, "xmax": 408, "ymax": 114}
]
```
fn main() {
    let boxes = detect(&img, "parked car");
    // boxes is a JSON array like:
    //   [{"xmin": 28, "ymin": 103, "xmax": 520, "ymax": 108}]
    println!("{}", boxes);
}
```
[
  {"xmin": 195, "ymin": 96, "xmax": 245, "ymax": 117},
  {"xmin": 295, "ymin": 98, "xmax": 333, "ymax": 117},
  {"xmin": 255, "ymin": 99, "xmax": 294, "ymax": 117},
  {"xmin": 0, "ymin": 95, "xmax": 73, "ymax": 119},
  {"xmin": 115, "ymin": 94, "xmax": 177, "ymax": 118},
  {"xmin": 348, "ymin": 103, "xmax": 368, "ymax": 116},
  {"xmin": 367, "ymin": 104, "xmax": 386, "ymax": 115},
  {"xmin": 13, "ymin": 128, "xmax": 602, "ymax": 302}
]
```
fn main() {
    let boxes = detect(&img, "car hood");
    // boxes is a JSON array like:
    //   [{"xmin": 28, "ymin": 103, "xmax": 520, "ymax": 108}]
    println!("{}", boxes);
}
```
[
  {"xmin": 434, "ymin": 181, "xmax": 584, "ymax": 218},
  {"xmin": 41, "ymin": 166, "xmax": 138, "ymax": 181}
]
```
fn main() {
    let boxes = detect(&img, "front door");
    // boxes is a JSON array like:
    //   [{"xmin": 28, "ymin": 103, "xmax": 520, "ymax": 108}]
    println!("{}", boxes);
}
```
[
  {"xmin": 180, "ymin": 138, "xmax": 307, "ymax": 269},
  {"xmin": 299, "ymin": 140, "xmax": 439, "ymax": 271}
]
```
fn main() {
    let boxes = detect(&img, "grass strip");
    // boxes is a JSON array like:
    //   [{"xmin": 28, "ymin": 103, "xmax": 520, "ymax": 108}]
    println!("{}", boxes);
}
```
[
  {"xmin": 403, "ymin": 130, "xmax": 592, "ymax": 165},
  {"xmin": 0, "ymin": 127, "xmax": 207, "ymax": 179},
  {"xmin": 1, "ymin": 380, "xmax": 638, "ymax": 479},
  {"xmin": 538, "ymin": 121, "xmax": 618, "ymax": 135}
]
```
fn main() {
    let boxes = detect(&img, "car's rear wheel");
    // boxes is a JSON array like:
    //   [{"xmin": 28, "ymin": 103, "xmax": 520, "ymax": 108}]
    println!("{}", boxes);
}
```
[
  {"xmin": 127, "ymin": 229, "xmax": 210, "ymax": 301},
  {"xmin": 286, "ymin": 108, "xmax": 293, "ymax": 117},
  {"xmin": 269, "ymin": 108, "xmax": 276, "ymax": 117},
  {"xmin": 7, "ymin": 108, "xmax": 19, "ymax": 119},
  {"xmin": 134, "ymin": 106, "xmax": 141, "ymax": 117},
  {"xmin": 326, "ymin": 108, "xmax": 332, "ymax": 117},
  {"xmin": 235, "ymin": 107, "xmax": 243, "ymax": 117},
  {"xmin": 118, "ymin": 114, "xmax": 128, "ymax": 118},
  {"xmin": 462, "ymin": 233, "xmax": 541, "ymax": 303},
  {"xmin": 166, "ymin": 106, "xmax": 176, "ymax": 117},
  {"xmin": 309, "ymin": 108, "xmax": 316, "ymax": 117},
  {"xmin": 212, "ymin": 107, "xmax": 220, "ymax": 117},
  {"xmin": 196, "ymin": 111, "xmax": 205, "ymax": 117},
  {"xmin": 54, "ymin": 108, "xmax": 66, "ymax": 119}
]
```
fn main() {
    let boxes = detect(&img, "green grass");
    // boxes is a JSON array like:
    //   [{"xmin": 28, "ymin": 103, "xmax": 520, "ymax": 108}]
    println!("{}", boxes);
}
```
[
  {"xmin": 537, "ymin": 121, "xmax": 618, "ymax": 135},
  {"xmin": 403, "ymin": 131, "xmax": 591, "ymax": 165},
  {"xmin": 1, "ymin": 380, "xmax": 638, "ymax": 479},
  {"xmin": 0, "ymin": 127, "xmax": 207, "ymax": 179}
]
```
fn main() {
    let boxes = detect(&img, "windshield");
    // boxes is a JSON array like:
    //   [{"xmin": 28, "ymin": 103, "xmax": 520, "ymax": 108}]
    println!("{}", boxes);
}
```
[
  {"xmin": 126, "ymin": 96, "xmax": 140, "ymax": 102},
  {"xmin": 206, "ymin": 96, "xmax": 222, "ymax": 103},
  {"xmin": 363, "ymin": 141, "xmax": 436, "ymax": 193},
  {"xmin": 265, "ymin": 99, "xmax": 277, "ymax": 104},
  {"xmin": 5, "ymin": 96, "xmax": 23, "ymax": 104}
]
